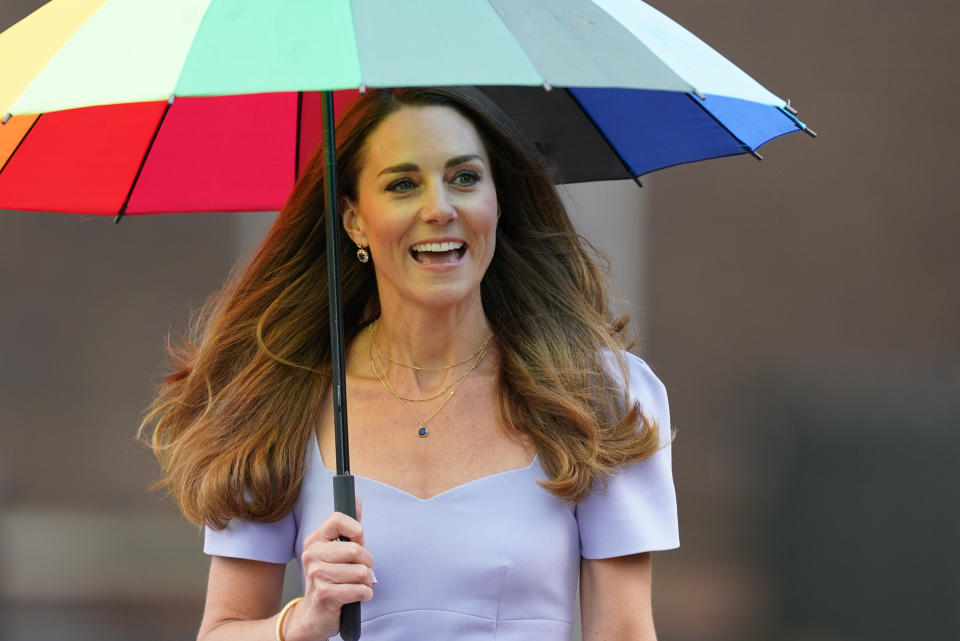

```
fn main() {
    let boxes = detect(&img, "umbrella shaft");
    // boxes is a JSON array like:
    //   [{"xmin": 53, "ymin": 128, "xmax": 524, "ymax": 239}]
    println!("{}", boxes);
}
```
[{"xmin": 322, "ymin": 91, "xmax": 351, "ymax": 476}]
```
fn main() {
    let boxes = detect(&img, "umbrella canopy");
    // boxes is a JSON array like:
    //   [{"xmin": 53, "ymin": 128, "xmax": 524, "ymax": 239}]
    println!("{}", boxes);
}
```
[{"xmin": 0, "ymin": 0, "xmax": 814, "ymax": 216}]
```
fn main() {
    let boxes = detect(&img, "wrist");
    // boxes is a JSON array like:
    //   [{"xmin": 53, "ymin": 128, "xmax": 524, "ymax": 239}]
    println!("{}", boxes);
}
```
[{"xmin": 276, "ymin": 597, "xmax": 304, "ymax": 641}]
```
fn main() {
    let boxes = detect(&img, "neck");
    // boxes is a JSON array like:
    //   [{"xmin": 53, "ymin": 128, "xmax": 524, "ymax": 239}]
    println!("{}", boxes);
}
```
[{"xmin": 373, "ymin": 295, "xmax": 492, "ymax": 372}]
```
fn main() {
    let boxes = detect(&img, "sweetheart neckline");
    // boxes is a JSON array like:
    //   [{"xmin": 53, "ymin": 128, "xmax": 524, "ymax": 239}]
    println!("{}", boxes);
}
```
[{"xmin": 311, "ymin": 435, "xmax": 539, "ymax": 503}]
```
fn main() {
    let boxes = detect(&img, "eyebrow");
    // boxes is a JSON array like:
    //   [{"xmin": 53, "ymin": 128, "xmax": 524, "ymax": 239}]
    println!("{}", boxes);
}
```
[{"xmin": 377, "ymin": 154, "xmax": 485, "ymax": 177}]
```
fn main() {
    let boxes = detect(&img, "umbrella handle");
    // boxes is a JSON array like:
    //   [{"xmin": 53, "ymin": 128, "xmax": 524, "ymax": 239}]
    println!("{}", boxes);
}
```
[{"xmin": 333, "ymin": 473, "xmax": 362, "ymax": 640}]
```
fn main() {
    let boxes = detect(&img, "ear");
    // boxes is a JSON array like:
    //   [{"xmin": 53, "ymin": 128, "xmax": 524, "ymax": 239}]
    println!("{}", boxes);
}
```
[{"xmin": 341, "ymin": 198, "xmax": 368, "ymax": 247}]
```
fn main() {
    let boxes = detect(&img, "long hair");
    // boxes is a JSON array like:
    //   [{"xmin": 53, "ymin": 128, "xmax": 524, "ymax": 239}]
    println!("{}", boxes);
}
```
[{"xmin": 140, "ymin": 87, "xmax": 661, "ymax": 528}]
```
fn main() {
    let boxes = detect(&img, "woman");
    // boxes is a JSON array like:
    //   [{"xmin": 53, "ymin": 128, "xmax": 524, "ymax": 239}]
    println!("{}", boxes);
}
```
[{"xmin": 142, "ymin": 87, "xmax": 678, "ymax": 641}]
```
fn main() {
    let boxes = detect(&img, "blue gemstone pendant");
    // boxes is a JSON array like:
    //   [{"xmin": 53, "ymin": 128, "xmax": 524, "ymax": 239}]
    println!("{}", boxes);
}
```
[{"xmin": 417, "ymin": 425, "xmax": 428, "ymax": 437}]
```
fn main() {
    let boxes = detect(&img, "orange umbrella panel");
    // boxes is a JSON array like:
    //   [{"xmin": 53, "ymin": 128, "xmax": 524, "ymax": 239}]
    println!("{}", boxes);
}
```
[{"xmin": 0, "ymin": 114, "xmax": 38, "ymax": 169}]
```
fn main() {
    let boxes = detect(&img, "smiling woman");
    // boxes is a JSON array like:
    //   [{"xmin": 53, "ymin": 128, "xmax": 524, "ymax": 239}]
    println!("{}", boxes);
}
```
[
  {"xmin": 341, "ymin": 106, "xmax": 499, "ymax": 315},
  {"xmin": 139, "ymin": 87, "xmax": 678, "ymax": 641}
]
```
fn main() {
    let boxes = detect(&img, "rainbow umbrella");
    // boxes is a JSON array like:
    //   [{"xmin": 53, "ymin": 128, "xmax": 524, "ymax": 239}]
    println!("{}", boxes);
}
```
[
  {"xmin": 0, "ymin": 2, "xmax": 814, "ymax": 638},
  {"xmin": 0, "ymin": 0, "xmax": 814, "ymax": 216}
]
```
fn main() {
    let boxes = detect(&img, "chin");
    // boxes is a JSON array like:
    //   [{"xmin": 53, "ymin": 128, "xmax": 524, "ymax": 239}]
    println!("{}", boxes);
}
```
[{"xmin": 405, "ymin": 283, "xmax": 483, "ymax": 311}]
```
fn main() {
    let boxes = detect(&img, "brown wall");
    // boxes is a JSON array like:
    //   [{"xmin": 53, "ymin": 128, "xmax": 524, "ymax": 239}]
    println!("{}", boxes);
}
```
[{"xmin": 646, "ymin": 2, "xmax": 959, "ymax": 639}]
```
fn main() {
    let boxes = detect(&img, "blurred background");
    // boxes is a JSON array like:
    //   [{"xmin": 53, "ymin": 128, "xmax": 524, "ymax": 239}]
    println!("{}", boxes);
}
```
[{"xmin": 1, "ymin": 1, "xmax": 957, "ymax": 640}]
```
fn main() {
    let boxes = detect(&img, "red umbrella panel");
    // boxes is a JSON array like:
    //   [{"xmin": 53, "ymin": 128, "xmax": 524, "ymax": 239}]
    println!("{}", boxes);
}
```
[{"xmin": 0, "ymin": 90, "xmax": 360, "ymax": 216}]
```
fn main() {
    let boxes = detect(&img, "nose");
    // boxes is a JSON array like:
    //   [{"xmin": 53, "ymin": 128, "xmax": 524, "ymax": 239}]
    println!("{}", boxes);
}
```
[{"xmin": 420, "ymin": 182, "xmax": 456, "ymax": 225}]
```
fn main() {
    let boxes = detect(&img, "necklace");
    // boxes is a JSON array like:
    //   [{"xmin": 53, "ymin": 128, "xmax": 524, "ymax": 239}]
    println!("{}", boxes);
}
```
[
  {"xmin": 368, "ymin": 325, "xmax": 493, "ymax": 402},
  {"xmin": 372, "ymin": 323, "xmax": 493, "ymax": 371},
  {"xmin": 368, "ymin": 325, "xmax": 491, "ymax": 437}
]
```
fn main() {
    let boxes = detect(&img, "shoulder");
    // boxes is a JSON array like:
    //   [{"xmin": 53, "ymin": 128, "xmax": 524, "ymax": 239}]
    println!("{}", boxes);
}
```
[
  {"xmin": 602, "ymin": 350, "xmax": 670, "ymax": 439},
  {"xmin": 577, "ymin": 351, "xmax": 679, "ymax": 557},
  {"xmin": 576, "ymin": 464, "xmax": 679, "ymax": 558}
]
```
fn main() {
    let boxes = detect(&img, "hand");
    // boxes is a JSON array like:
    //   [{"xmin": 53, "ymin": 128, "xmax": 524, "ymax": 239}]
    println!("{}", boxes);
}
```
[{"xmin": 286, "ymin": 499, "xmax": 374, "ymax": 641}]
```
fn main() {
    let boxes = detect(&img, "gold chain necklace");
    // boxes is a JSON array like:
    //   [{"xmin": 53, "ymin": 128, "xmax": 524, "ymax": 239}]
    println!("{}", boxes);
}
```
[
  {"xmin": 367, "ymin": 325, "xmax": 493, "ymax": 402},
  {"xmin": 368, "ymin": 325, "xmax": 491, "ymax": 437},
  {"xmin": 372, "ymin": 323, "xmax": 493, "ymax": 371}
]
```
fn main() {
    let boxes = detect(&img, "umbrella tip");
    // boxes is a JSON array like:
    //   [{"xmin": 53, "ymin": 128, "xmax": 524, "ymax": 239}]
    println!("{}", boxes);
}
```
[
  {"xmin": 1, "ymin": 113, "xmax": 10, "ymax": 125},
  {"xmin": 777, "ymin": 104, "xmax": 817, "ymax": 138},
  {"xmin": 693, "ymin": 89, "xmax": 706, "ymax": 100},
  {"xmin": 542, "ymin": 82, "xmax": 552, "ymax": 92},
  {"xmin": 359, "ymin": 84, "xmax": 367, "ymax": 94}
]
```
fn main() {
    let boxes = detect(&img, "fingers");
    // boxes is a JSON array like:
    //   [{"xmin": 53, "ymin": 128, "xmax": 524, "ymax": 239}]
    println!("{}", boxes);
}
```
[
  {"xmin": 304, "ymin": 510, "xmax": 365, "ymax": 548},
  {"xmin": 302, "ymin": 546, "xmax": 376, "ymax": 588},
  {"xmin": 304, "ymin": 577, "xmax": 375, "ymax": 610},
  {"xmin": 301, "ymin": 529, "xmax": 375, "ymax": 606},
  {"xmin": 356, "ymin": 496, "xmax": 362, "ymax": 523},
  {"xmin": 303, "ymin": 535, "xmax": 374, "ymax": 571},
  {"xmin": 302, "ymin": 508, "xmax": 375, "ymax": 587}
]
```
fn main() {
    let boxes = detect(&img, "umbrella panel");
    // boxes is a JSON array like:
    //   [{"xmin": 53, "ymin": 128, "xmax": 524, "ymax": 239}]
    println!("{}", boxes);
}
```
[
  {"xmin": 479, "ymin": 86, "xmax": 634, "ymax": 184},
  {"xmin": 297, "ymin": 90, "xmax": 361, "ymax": 179},
  {"xmin": 0, "ymin": 114, "xmax": 38, "ymax": 169},
  {"xmin": 0, "ymin": 102, "xmax": 166, "ymax": 215},
  {"xmin": 694, "ymin": 93, "xmax": 802, "ymax": 151},
  {"xmin": 574, "ymin": 88, "xmax": 750, "ymax": 175},
  {"xmin": 126, "ymin": 93, "xmax": 298, "ymax": 215}
]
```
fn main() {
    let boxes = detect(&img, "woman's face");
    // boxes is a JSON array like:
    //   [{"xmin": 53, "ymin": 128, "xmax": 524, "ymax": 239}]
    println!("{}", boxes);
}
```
[{"xmin": 343, "ymin": 105, "xmax": 499, "ymax": 313}]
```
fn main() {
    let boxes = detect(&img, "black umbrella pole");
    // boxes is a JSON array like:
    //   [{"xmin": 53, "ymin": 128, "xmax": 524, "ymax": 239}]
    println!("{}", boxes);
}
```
[{"xmin": 321, "ymin": 91, "xmax": 361, "ymax": 641}]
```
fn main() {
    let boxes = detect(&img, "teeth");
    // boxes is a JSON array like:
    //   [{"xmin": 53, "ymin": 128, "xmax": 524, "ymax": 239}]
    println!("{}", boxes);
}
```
[{"xmin": 411, "ymin": 241, "xmax": 464, "ymax": 253}]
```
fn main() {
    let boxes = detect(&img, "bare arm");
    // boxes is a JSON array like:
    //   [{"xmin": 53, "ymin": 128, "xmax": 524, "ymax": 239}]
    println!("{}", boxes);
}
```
[
  {"xmin": 579, "ymin": 552, "xmax": 657, "ymax": 641},
  {"xmin": 197, "ymin": 509, "xmax": 374, "ymax": 641},
  {"xmin": 197, "ymin": 556, "xmax": 286, "ymax": 641}
]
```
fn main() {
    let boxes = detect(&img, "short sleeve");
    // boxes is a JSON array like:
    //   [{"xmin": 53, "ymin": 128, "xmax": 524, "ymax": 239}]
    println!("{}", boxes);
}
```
[
  {"xmin": 203, "ymin": 510, "xmax": 297, "ymax": 564},
  {"xmin": 575, "ymin": 352, "xmax": 679, "ymax": 559}
]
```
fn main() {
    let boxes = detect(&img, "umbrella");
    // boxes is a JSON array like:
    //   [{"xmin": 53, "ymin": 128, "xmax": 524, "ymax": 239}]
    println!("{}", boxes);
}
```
[
  {"xmin": 0, "ymin": 1, "xmax": 815, "ymax": 638},
  {"xmin": 0, "ymin": 0, "xmax": 816, "ymax": 215}
]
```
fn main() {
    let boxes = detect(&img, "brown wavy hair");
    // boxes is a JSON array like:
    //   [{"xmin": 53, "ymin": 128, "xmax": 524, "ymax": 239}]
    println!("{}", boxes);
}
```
[{"xmin": 140, "ymin": 87, "xmax": 661, "ymax": 528}]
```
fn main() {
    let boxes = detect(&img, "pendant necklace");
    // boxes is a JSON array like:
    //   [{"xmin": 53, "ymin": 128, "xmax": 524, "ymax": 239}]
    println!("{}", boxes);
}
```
[{"xmin": 368, "ymin": 324, "xmax": 491, "ymax": 437}]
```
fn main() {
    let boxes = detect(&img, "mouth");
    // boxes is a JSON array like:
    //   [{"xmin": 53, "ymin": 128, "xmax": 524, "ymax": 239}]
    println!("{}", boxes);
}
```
[{"xmin": 409, "ymin": 240, "xmax": 467, "ymax": 265}]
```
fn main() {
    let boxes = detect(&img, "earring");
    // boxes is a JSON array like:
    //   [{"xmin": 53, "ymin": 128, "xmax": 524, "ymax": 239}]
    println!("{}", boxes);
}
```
[{"xmin": 356, "ymin": 244, "xmax": 369, "ymax": 263}]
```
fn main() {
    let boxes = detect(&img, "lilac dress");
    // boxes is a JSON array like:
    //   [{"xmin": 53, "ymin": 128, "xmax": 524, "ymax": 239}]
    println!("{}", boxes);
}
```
[{"xmin": 205, "ymin": 352, "xmax": 679, "ymax": 640}]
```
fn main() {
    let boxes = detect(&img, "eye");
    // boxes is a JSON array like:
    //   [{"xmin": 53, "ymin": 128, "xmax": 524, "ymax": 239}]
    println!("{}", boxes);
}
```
[
  {"xmin": 451, "ymin": 170, "xmax": 480, "ymax": 187},
  {"xmin": 386, "ymin": 177, "xmax": 417, "ymax": 193}
]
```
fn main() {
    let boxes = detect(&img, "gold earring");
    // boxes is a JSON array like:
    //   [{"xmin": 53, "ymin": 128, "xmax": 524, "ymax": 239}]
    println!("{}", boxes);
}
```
[{"xmin": 356, "ymin": 244, "xmax": 369, "ymax": 263}]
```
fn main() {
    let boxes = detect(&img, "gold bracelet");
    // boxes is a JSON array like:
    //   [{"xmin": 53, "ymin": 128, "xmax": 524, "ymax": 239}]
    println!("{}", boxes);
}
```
[{"xmin": 276, "ymin": 596, "xmax": 304, "ymax": 641}]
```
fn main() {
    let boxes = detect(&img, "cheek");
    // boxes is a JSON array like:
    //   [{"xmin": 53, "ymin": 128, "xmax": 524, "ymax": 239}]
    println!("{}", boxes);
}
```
[
  {"xmin": 363, "ymin": 211, "xmax": 406, "ymax": 247},
  {"xmin": 478, "ymin": 192, "xmax": 500, "ymax": 230}
]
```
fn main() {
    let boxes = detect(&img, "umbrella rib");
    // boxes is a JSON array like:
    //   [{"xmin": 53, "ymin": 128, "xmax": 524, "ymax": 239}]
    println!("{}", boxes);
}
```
[
  {"xmin": 565, "ymin": 89, "xmax": 642, "ymax": 187},
  {"xmin": 115, "ymin": 96, "xmax": 175, "ymax": 223},
  {"xmin": 0, "ymin": 113, "xmax": 42, "ymax": 178},
  {"xmin": 684, "ymin": 92, "xmax": 762, "ymax": 161}
]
